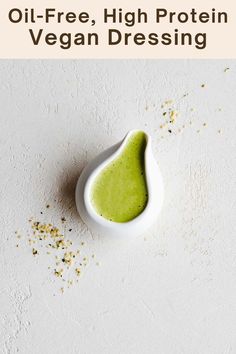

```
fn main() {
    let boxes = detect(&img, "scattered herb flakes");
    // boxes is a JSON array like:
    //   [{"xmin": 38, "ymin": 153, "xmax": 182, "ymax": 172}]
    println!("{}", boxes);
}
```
[
  {"xmin": 169, "ymin": 110, "xmax": 178, "ymax": 123},
  {"xmin": 224, "ymin": 67, "xmax": 230, "ymax": 73},
  {"xmin": 159, "ymin": 99, "xmax": 181, "ymax": 135},
  {"xmin": 16, "ymin": 217, "xmax": 99, "ymax": 293},
  {"xmin": 62, "ymin": 251, "xmax": 75, "ymax": 266},
  {"xmin": 54, "ymin": 268, "xmax": 64, "ymax": 277},
  {"xmin": 55, "ymin": 239, "xmax": 67, "ymax": 249},
  {"xmin": 158, "ymin": 92, "xmax": 222, "ymax": 139},
  {"xmin": 75, "ymin": 268, "xmax": 81, "ymax": 276}
]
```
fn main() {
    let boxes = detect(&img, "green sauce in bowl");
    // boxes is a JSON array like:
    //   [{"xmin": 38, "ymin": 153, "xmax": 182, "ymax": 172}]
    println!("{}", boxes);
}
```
[{"xmin": 91, "ymin": 131, "xmax": 148, "ymax": 223}]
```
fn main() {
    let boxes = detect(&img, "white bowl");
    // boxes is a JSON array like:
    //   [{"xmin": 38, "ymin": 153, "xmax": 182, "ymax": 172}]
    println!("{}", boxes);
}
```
[{"xmin": 75, "ymin": 130, "xmax": 164, "ymax": 237}]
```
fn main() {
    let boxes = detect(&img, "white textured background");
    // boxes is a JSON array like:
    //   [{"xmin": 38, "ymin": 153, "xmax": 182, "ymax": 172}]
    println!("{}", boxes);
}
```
[{"xmin": 0, "ymin": 60, "xmax": 236, "ymax": 354}]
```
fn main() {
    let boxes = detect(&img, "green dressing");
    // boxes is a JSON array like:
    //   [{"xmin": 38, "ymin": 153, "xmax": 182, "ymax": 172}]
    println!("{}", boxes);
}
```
[{"xmin": 91, "ymin": 131, "xmax": 148, "ymax": 223}]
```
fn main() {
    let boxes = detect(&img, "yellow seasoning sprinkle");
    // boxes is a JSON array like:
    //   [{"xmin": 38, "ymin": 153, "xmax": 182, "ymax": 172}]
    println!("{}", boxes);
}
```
[
  {"xmin": 24, "ymin": 217, "xmax": 98, "ymax": 292},
  {"xmin": 62, "ymin": 251, "xmax": 75, "ymax": 266},
  {"xmin": 75, "ymin": 268, "xmax": 81, "ymax": 276},
  {"xmin": 55, "ymin": 239, "xmax": 66, "ymax": 249},
  {"xmin": 170, "ymin": 110, "xmax": 178, "ymax": 123},
  {"xmin": 32, "ymin": 248, "xmax": 38, "ymax": 255},
  {"xmin": 54, "ymin": 269, "xmax": 63, "ymax": 277}
]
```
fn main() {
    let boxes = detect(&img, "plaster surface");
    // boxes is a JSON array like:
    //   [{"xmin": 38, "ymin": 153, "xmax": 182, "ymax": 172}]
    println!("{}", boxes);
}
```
[{"xmin": 0, "ymin": 60, "xmax": 236, "ymax": 354}]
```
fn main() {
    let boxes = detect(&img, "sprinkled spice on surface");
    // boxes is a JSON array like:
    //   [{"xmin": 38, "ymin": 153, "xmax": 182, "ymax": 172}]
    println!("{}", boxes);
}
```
[
  {"xmin": 156, "ymin": 73, "xmax": 227, "ymax": 139},
  {"xmin": 15, "ymin": 206, "xmax": 100, "ymax": 294},
  {"xmin": 75, "ymin": 268, "xmax": 81, "ymax": 276},
  {"xmin": 170, "ymin": 110, "xmax": 179, "ymax": 123},
  {"xmin": 54, "ymin": 269, "xmax": 63, "ymax": 277}
]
